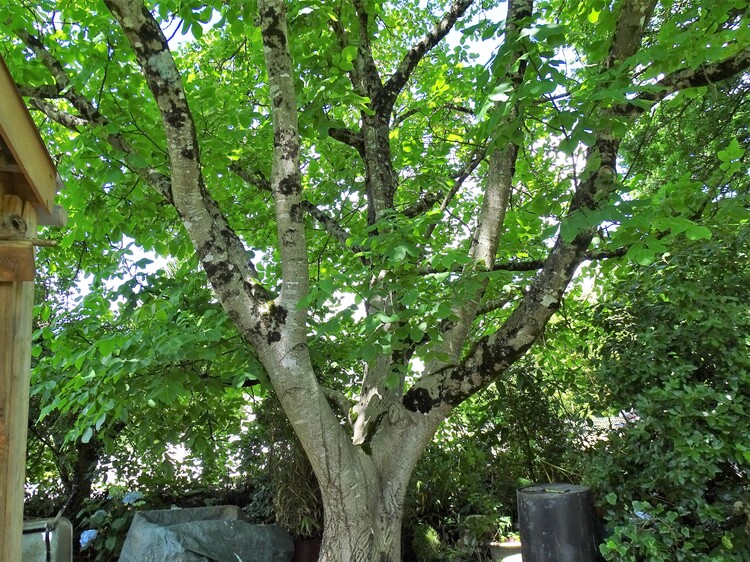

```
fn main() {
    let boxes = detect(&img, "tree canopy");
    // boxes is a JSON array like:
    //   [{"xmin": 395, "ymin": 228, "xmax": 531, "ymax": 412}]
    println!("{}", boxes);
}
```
[{"xmin": 3, "ymin": 0, "xmax": 750, "ymax": 560}]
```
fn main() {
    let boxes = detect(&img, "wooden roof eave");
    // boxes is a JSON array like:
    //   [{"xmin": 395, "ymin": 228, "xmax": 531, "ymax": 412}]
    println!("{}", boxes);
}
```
[{"xmin": 0, "ymin": 55, "xmax": 65, "ymax": 227}]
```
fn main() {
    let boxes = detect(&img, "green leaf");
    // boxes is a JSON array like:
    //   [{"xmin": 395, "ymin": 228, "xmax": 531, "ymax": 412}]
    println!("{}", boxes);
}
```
[
  {"xmin": 99, "ymin": 337, "xmax": 116, "ymax": 357},
  {"xmin": 489, "ymin": 82, "xmax": 514, "ymax": 102},
  {"xmin": 684, "ymin": 226, "xmax": 711, "ymax": 241},
  {"xmin": 434, "ymin": 301, "xmax": 453, "ymax": 320},
  {"xmin": 626, "ymin": 243, "xmax": 655, "ymax": 266},
  {"xmin": 319, "ymin": 278, "xmax": 335, "ymax": 295},
  {"xmin": 410, "ymin": 323, "xmax": 425, "ymax": 343},
  {"xmin": 385, "ymin": 372, "xmax": 400, "ymax": 389},
  {"xmin": 717, "ymin": 138, "xmax": 744, "ymax": 162},
  {"xmin": 342, "ymin": 45, "xmax": 358, "ymax": 62},
  {"xmin": 191, "ymin": 22, "xmax": 204, "ymax": 41}
]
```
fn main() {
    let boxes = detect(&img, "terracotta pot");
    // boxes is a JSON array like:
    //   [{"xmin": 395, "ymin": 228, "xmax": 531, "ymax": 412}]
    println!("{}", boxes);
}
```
[{"xmin": 292, "ymin": 537, "xmax": 322, "ymax": 562}]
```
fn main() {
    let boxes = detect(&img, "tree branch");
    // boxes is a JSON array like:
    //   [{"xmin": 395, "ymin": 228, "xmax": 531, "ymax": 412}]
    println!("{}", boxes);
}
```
[
  {"xmin": 229, "ymin": 163, "xmax": 358, "ymax": 252},
  {"xmin": 391, "ymin": 107, "xmax": 422, "ymax": 128},
  {"xmin": 420, "ymin": 0, "xmax": 529, "ymax": 372},
  {"xmin": 300, "ymin": 201, "xmax": 355, "ymax": 249},
  {"xmin": 607, "ymin": 0, "xmax": 658, "ymax": 67},
  {"xmin": 15, "ymin": 84, "xmax": 62, "ymax": 99},
  {"xmin": 14, "ymin": 33, "xmax": 175, "ymax": 203},
  {"xmin": 492, "ymin": 247, "xmax": 628, "ymax": 272},
  {"xmin": 392, "ymin": 103, "xmax": 473, "ymax": 129},
  {"xmin": 401, "ymin": 191, "xmax": 442, "ymax": 218},
  {"xmin": 328, "ymin": 126, "xmax": 365, "ymax": 155},
  {"xmin": 258, "ymin": 0, "xmax": 310, "ymax": 326},
  {"xmin": 14, "ymin": 29, "xmax": 69, "ymax": 87},
  {"xmin": 418, "ymin": 246, "xmax": 629, "ymax": 275},
  {"xmin": 16, "ymin": 29, "xmax": 110, "ymax": 126},
  {"xmin": 104, "ymin": 0, "xmax": 271, "ymax": 334},
  {"xmin": 404, "ymin": 160, "xmax": 614, "ymax": 413},
  {"xmin": 627, "ymin": 46, "xmax": 750, "ymax": 115},
  {"xmin": 27, "ymin": 98, "xmax": 87, "ymax": 130},
  {"xmin": 321, "ymin": 386, "xmax": 353, "ymax": 426},
  {"xmin": 352, "ymin": 0, "xmax": 384, "ymax": 99},
  {"xmin": 477, "ymin": 294, "xmax": 513, "ymax": 316},
  {"xmin": 255, "ymin": 0, "xmax": 357, "ymax": 489},
  {"xmin": 404, "ymin": 0, "xmax": 659, "ymax": 415},
  {"xmin": 424, "ymin": 145, "xmax": 486, "ymax": 239},
  {"xmin": 374, "ymin": 0, "xmax": 474, "ymax": 116},
  {"xmin": 27, "ymin": 94, "xmax": 174, "ymax": 203},
  {"xmin": 229, "ymin": 163, "xmax": 272, "ymax": 192}
]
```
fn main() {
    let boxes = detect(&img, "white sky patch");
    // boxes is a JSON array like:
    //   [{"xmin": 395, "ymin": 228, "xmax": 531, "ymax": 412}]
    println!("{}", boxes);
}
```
[
  {"xmin": 332, "ymin": 291, "xmax": 366, "ymax": 321},
  {"xmin": 164, "ymin": 9, "xmax": 222, "ymax": 50},
  {"xmin": 453, "ymin": 4, "xmax": 508, "ymax": 65}
]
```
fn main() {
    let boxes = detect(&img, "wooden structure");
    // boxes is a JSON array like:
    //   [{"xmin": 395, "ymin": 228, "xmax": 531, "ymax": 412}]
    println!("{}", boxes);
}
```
[{"xmin": 0, "ymin": 55, "xmax": 65, "ymax": 561}]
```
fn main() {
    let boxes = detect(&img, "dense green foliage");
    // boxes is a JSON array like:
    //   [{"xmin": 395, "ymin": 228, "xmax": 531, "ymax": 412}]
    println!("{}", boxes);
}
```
[
  {"xmin": 1, "ymin": 0, "xmax": 748, "ymax": 559},
  {"xmin": 585, "ymin": 229, "xmax": 750, "ymax": 561},
  {"xmin": 27, "ymin": 260, "xmax": 263, "ymax": 557},
  {"xmin": 577, "ymin": 75, "xmax": 750, "ymax": 561}
]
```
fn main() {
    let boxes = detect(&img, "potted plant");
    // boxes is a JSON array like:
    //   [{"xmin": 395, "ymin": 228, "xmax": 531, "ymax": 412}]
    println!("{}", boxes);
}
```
[{"xmin": 489, "ymin": 530, "xmax": 522, "ymax": 562}]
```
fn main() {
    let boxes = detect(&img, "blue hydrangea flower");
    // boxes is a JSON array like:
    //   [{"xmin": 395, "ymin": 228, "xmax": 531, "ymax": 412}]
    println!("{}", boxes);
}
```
[
  {"xmin": 80, "ymin": 529, "xmax": 98, "ymax": 548},
  {"xmin": 122, "ymin": 490, "xmax": 144, "ymax": 505}
]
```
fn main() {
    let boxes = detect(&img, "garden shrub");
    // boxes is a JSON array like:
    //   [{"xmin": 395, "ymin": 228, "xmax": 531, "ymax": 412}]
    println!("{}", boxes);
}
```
[
  {"xmin": 585, "ymin": 227, "xmax": 750, "ymax": 561},
  {"xmin": 412, "ymin": 523, "xmax": 443, "ymax": 562}
]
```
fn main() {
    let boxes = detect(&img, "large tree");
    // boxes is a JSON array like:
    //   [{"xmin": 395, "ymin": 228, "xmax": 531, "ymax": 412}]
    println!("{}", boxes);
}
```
[{"xmin": 3, "ymin": 0, "xmax": 749, "ymax": 559}]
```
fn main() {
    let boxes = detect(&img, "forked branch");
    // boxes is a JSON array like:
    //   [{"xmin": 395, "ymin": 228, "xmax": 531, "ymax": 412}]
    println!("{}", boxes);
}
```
[
  {"xmin": 374, "ymin": 0, "xmax": 474, "ymax": 116},
  {"xmin": 403, "ymin": 0, "xmax": 661, "ymax": 415},
  {"xmin": 104, "ymin": 0, "xmax": 271, "ymax": 325}
]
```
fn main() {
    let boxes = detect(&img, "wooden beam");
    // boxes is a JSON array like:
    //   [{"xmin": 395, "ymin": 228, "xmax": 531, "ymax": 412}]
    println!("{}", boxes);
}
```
[
  {"xmin": 0, "ymin": 57, "xmax": 60, "ymax": 213},
  {"xmin": 0, "ymin": 195, "xmax": 33, "ymax": 281},
  {"xmin": 0, "ymin": 241, "xmax": 35, "ymax": 282},
  {"xmin": 0, "ymin": 194, "xmax": 36, "ymax": 562}
]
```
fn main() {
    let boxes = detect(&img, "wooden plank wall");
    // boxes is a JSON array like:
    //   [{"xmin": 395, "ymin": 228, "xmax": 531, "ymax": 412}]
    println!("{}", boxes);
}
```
[{"xmin": 0, "ymin": 191, "xmax": 37, "ymax": 561}]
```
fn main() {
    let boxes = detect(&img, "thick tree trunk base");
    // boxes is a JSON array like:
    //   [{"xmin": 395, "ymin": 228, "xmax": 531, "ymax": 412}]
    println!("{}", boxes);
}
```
[{"xmin": 316, "ymin": 503, "xmax": 403, "ymax": 562}]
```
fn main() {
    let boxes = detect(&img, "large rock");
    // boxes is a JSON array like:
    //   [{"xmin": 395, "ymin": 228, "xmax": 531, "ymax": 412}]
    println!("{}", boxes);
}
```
[{"xmin": 119, "ymin": 505, "xmax": 293, "ymax": 562}]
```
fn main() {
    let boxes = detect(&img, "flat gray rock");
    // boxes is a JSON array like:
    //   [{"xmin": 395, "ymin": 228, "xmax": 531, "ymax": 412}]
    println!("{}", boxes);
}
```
[{"xmin": 119, "ymin": 505, "xmax": 293, "ymax": 562}]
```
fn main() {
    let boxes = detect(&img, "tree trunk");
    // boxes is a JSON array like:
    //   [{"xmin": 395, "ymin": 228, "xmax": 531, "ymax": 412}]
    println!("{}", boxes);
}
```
[
  {"xmin": 308, "ymin": 404, "xmax": 442, "ymax": 562},
  {"xmin": 317, "ymin": 472, "xmax": 406, "ymax": 562}
]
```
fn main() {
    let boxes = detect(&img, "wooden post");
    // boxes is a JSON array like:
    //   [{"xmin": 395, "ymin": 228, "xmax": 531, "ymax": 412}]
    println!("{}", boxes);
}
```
[
  {"xmin": 0, "ymin": 194, "xmax": 37, "ymax": 561},
  {"xmin": 0, "ymin": 53, "xmax": 64, "ymax": 558}
]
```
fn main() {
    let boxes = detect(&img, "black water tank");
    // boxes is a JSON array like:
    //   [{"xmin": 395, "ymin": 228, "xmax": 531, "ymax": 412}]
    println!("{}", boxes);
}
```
[{"xmin": 517, "ymin": 483, "xmax": 604, "ymax": 562}]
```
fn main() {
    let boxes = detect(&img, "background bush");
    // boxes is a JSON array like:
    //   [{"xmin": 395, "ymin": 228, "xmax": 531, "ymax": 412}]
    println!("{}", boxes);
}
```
[{"xmin": 584, "ymin": 226, "xmax": 750, "ymax": 561}]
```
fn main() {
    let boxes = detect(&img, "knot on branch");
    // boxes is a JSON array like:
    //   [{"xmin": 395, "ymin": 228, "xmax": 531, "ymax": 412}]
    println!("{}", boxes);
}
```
[
  {"xmin": 0, "ymin": 213, "xmax": 28, "ymax": 240},
  {"xmin": 594, "ymin": 165, "xmax": 618, "ymax": 195},
  {"xmin": 596, "ymin": 165, "xmax": 616, "ymax": 182}
]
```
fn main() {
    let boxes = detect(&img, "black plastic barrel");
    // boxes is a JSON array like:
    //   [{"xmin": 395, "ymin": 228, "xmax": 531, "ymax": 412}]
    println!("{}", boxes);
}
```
[{"xmin": 517, "ymin": 483, "xmax": 603, "ymax": 562}]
